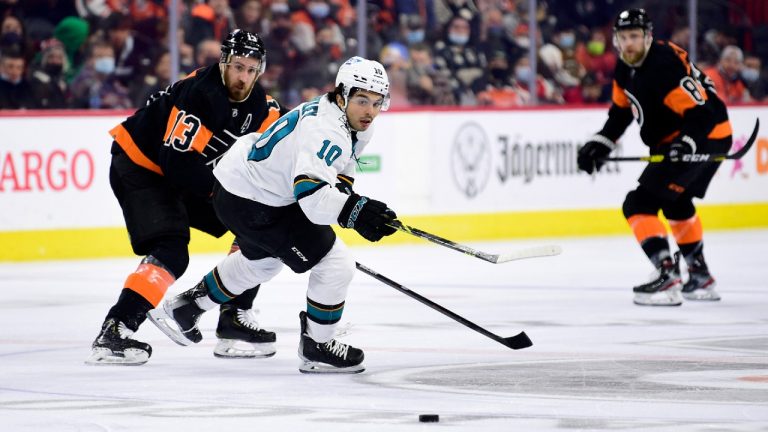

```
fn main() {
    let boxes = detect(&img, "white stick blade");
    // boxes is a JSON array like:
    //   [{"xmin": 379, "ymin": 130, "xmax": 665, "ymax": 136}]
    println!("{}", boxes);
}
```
[{"xmin": 494, "ymin": 245, "xmax": 562, "ymax": 263}]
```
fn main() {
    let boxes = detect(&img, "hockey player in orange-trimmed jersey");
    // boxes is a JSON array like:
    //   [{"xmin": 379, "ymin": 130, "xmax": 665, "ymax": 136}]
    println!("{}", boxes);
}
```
[
  {"xmin": 577, "ymin": 9, "xmax": 731, "ymax": 306},
  {"xmin": 86, "ymin": 30, "xmax": 286, "ymax": 365}
]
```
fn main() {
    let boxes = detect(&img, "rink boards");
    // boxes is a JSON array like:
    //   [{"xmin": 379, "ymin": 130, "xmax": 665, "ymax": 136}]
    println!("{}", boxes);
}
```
[{"xmin": 1, "ymin": 105, "xmax": 766, "ymax": 261}]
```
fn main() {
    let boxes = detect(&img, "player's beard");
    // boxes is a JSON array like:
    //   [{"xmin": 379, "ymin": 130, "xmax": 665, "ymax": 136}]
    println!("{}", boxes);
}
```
[
  {"xmin": 622, "ymin": 48, "xmax": 645, "ymax": 65},
  {"xmin": 227, "ymin": 78, "xmax": 255, "ymax": 102},
  {"xmin": 222, "ymin": 66, "xmax": 257, "ymax": 102},
  {"xmin": 620, "ymin": 35, "xmax": 652, "ymax": 66}
]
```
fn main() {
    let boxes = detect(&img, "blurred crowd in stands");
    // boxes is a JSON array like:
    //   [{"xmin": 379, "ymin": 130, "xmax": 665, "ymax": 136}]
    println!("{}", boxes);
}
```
[{"xmin": 1, "ymin": 0, "xmax": 767, "ymax": 110}]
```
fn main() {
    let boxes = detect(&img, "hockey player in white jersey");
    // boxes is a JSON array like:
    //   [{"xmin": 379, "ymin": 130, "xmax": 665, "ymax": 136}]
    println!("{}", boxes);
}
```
[{"xmin": 148, "ymin": 57, "xmax": 397, "ymax": 373}]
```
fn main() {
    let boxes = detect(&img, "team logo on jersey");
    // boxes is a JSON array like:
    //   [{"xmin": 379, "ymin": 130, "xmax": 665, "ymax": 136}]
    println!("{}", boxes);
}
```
[
  {"xmin": 232, "ymin": 108, "xmax": 238, "ymax": 117},
  {"xmin": 451, "ymin": 122, "xmax": 491, "ymax": 198},
  {"xmin": 624, "ymin": 90, "xmax": 644, "ymax": 127}
]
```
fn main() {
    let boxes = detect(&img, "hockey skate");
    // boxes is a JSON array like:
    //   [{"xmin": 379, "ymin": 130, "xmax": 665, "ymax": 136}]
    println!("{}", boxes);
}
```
[
  {"xmin": 633, "ymin": 253, "xmax": 683, "ymax": 306},
  {"xmin": 85, "ymin": 318, "xmax": 151, "ymax": 366},
  {"xmin": 682, "ymin": 266, "xmax": 721, "ymax": 301},
  {"xmin": 147, "ymin": 281, "xmax": 207, "ymax": 346},
  {"xmin": 297, "ymin": 311, "xmax": 364, "ymax": 374},
  {"xmin": 214, "ymin": 305, "xmax": 277, "ymax": 358}
]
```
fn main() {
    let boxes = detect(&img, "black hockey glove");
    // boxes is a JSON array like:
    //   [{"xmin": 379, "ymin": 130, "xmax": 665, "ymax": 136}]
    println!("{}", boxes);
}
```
[
  {"xmin": 334, "ymin": 174, "xmax": 355, "ymax": 195},
  {"xmin": 666, "ymin": 135, "xmax": 696, "ymax": 162},
  {"xmin": 577, "ymin": 135, "xmax": 614, "ymax": 174},
  {"xmin": 338, "ymin": 193, "xmax": 397, "ymax": 242}
]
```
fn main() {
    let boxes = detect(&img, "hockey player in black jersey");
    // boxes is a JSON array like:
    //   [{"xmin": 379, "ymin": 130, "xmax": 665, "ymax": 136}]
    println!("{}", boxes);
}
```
[
  {"xmin": 87, "ymin": 30, "xmax": 285, "ymax": 365},
  {"xmin": 577, "ymin": 9, "xmax": 730, "ymax": 306}
]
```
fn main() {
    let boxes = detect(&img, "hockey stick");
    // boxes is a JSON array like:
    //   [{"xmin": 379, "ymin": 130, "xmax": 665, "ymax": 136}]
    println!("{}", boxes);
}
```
[
  {"xmin": 355, "ymin": 262, "xmax": 533, "ymax": 350},
  {"xmin": 389, "ymin": 220, "xmax": 561, "ymax": 264},
  {"xmin": 600, "ymin": 118, "xmax": 759, "ymax": 163}
]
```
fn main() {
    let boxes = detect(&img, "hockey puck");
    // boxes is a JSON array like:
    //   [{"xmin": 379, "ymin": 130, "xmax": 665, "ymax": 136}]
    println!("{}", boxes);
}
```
[{"xmin": 418, "ymin": 414, "xmax": 439, "ymax": 422}]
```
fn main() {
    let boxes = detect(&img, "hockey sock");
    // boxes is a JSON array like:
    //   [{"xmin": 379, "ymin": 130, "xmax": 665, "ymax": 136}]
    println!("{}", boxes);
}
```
[
  {"xmin": 627, "ymin": 214, "xmax": 671, "ymax": 267},
  {"xmin": 669, "ymin": 215, "xmax": 703, "ymax": 245},
  {"xmin": 106, "ymin": 289, "xmax": 154, "ymax": 331},
  {"xmin": 641, "ymin": 237, "xmax": 672, "ymax": 268},
  {"xmin": 226, "ymin": 286, "xmax": 260, "ymax": 309},
  {"xmin": 305, "ymin": 297, "xmax": 345, "ymax": 343},
  {"xmin": 679, "ymin": 241, "xmax": 708, "ymax": 270},
  {"xmin": 123, "ymin": 259, "xmax": 176, "ymax": 308},
  {"xmin": 201, "ymin": 267, "xmax": 238, "ymax": 305}
]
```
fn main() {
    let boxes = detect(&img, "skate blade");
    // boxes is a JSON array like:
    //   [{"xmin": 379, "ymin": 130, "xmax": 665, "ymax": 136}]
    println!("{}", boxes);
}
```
[
  {"xmin": 633, "ymin": 291, "xmax": 683, "ymax": 306},
  {"xmin": 298, "ymin": 360, "xmax": 365, "ymax": 374},
  {"xmin": 85, "ymin": 347, "xmax": 148, "ymax": 366},
  {"xmin": 147, "ymin": 306, "xmax": 194, "ymax": 346},
  {"xmin": 682, "ymin": 289, "xmax": 721, "ymax": 301},
  {"xmin": 213, "ymin": 339, "xmax": 276, "ymax": 358}
]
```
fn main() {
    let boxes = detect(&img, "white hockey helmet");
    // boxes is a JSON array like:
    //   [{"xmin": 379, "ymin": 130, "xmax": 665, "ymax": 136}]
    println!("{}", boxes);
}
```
[{"xmin": 335, "ymin": 56, "xmax": 390, "ymax": 111}]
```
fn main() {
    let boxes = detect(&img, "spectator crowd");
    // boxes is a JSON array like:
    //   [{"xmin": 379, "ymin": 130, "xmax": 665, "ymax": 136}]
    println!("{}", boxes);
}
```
[{"xmin": 1, "ymin": 0, "xmax": 767, "ymax": 111}]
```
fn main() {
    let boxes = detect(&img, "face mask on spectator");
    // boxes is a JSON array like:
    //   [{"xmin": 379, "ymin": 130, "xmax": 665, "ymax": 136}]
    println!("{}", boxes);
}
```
[
  {"xmin": 559, "ymin": 33, "xmax": 575, "ymax": 49},
  {"xmin": 0, "ymin": 73, "xmax": 21, "ymax": 85},
  {"xmin": 406, "ymin": 29, "xmax": 425, "ymax": 44},
  {"xmin": 45, "ymin": 63, "xmax": 63, "ymax": 76},
  {"xmin": 515, "ymin": 36, "xmax": 530, "ymax": 49},
  {"xmin": 448, "ymin": 33, "xmax": 468, "ymax": 45},
  {"xmin": 587, "ymin": 40, "xmax": 605, "ymax": 56},
  {"xmin": 1, "ymin": 31, "xmax": 21, "ymax": 46},
  {"xmin": 741, "ymin": 67, "xmax": 759, "ymax": 83},
  {"xmin": 488, "ymin": 25, "xmax": 503, "ymax": 37},
  {"xmin": 515, "ymin": 66, "xmax": 533, "ymax": 83},
  {"xmin": 94, "ymin": 57, "xmax": 116, "ymax": 74},
  {"xmin": 307, "ymin": 3, "xmax": 330, "ymax": 19}
]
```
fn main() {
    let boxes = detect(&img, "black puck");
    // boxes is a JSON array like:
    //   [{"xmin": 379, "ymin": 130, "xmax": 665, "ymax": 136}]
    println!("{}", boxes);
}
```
[{"xmin": 419, "ymin": 414, "xmax": 439, "ymax": 422}]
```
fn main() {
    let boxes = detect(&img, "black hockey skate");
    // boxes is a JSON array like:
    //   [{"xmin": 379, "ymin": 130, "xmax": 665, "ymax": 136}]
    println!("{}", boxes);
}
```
[
  {"xmin": 633, "ymin": 253, "xmax": 683, "ymax": 306},
  {"xmin": 214, "ymin": 305, "xmax": 277, "ymax": 358},
  {"xmin": 298, "ymin": 311, "xmax": 364, "ymax": 374},
  {"xmin": 147, "ymin": 280, "xmax": 207, "ymax": 346},
  {"xmin": 682, "ymin": 266, "xmax": 720, "ymax": 301},
  {"xmin": 85, "ymin": 318, "xmax": 152, "ymax": 366}
]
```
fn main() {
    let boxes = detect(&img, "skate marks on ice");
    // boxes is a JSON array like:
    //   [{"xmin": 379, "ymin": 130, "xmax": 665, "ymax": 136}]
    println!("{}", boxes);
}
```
[{"xmin": 364, "ymin": 357, "xmax": 768, "ymax": 402}]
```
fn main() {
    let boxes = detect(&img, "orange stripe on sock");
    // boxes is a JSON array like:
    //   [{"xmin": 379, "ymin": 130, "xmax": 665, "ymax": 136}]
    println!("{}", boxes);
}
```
[
  {"xmin": 627, "ymin": 214, "xmax": 668, "ymax": 243},
  {"xmin": 124, "ymin": 263, "xmax": 175, "ymax": 307},
  {"xmin": 668, "ymin": 215, "xmax": 703, "ymax": 244}
]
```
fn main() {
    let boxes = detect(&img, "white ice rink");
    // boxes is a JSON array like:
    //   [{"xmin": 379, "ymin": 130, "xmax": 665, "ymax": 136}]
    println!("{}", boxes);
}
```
[{"xmin": 1, "ymin": 230, "xmax": 767, "ymax": 431}]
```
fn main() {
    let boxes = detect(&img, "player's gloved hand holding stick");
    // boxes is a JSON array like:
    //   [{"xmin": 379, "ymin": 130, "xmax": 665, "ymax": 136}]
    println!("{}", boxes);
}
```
[
  {"xmin": 577, "ymin": 134, "xmax": 616, "ymax": 174},
  {"xmin": 666, "ymin": 135, "xmax": 695, "ymax": 162},
  {"xmin": 338, "ymin": 194, "xmax": 397, "ymax": 242},
  {"xmin": 595, "ymin": 118, "xmax": 759, "ymax": 163}
]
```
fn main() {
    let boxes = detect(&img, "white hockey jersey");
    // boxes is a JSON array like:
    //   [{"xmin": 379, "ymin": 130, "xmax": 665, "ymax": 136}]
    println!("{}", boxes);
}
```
[{"xmin": 214, "ymin": 96, "xmax": 374, "ymax": 226}]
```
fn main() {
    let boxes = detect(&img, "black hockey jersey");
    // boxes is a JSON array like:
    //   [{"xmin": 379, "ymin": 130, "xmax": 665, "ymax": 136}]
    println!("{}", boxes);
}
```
[
  {"xmin": 109, "ymin": 64, "xmax": 282, "ymax": 196},
  {"xmin": 599, "ymin": 40, "xmax": 731, "ymax": 153}
]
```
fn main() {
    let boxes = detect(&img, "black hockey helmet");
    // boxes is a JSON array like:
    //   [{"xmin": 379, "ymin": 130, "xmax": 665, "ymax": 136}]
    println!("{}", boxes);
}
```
[
  {"xmin": 614, "ymin": 8, "xmax": 652, "ymax": 33},
  {"xmin": 220, "ymin": 29, "xmax": 266, "ymax": 69}
]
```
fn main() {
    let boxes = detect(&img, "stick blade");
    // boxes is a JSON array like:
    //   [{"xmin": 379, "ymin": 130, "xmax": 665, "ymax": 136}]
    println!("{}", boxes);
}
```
[
  {"xmin": 495, "ymin": 245, "xmax": 562, "ymax": 263},
  {"xmin": 504, "ymin": 331, "xmax": 533, "ymax": 350}
]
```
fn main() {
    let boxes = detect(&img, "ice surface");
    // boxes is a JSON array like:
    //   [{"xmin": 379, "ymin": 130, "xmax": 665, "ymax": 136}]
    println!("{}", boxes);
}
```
[{"xmin": 1, "ymin": 230, "xmax": 766, "ymax": 431}]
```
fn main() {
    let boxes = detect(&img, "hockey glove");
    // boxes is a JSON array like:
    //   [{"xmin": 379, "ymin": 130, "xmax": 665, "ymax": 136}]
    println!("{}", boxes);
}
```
[
  {"xmin": 577, "ymin": 135, "xmax": 615, "ymax": 174},
  {"xmin": 666, "ymin": 135, "xmax": 696, "ymax": 162},
  {"xmin": 338, "ymin": 193, "xmax": 397, "ymax": 242},
  {"xmin": 334, "ymin": 174, "xmax": 355, "ymax": 195}
]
